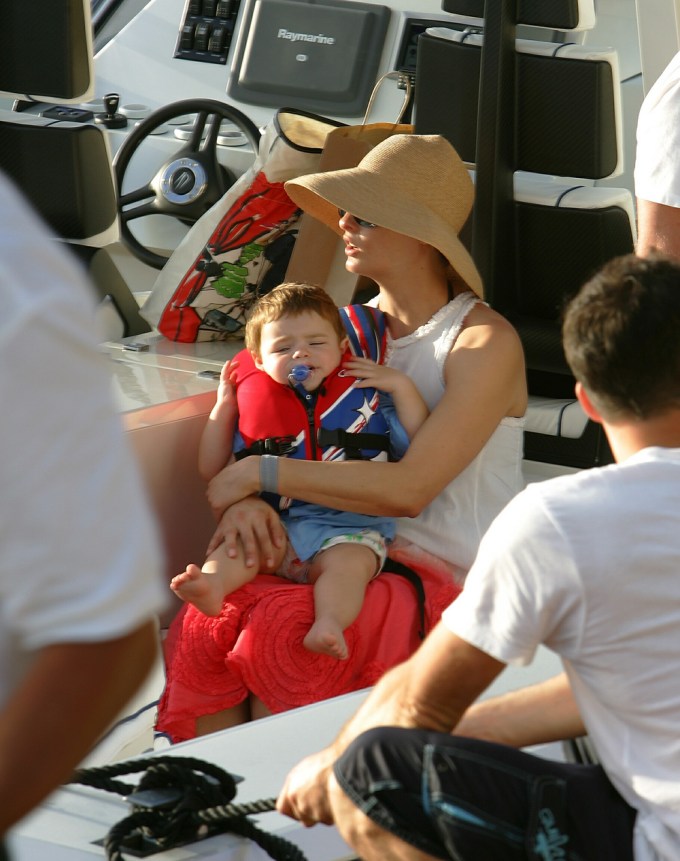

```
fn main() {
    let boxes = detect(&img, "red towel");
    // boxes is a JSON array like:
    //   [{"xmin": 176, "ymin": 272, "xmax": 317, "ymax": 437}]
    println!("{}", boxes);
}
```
[{"xmin": 157, "ymin": 543, "xmax": 462, "ymax": 742}]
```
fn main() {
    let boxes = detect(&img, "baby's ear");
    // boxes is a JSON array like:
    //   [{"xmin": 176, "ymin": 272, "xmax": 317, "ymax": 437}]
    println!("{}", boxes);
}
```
[
  {"xmin": 252, "ymin": 352, "xmax": 264, "ymax": 370},
  {"xmin": 340, "ymin": 335, "xmax": 349, "ymax": 351}
]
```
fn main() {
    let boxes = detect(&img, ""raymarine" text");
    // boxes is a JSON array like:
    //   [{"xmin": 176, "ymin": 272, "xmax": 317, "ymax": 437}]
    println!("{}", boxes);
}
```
[{"xmin": 277, "ymin": 29, "xmax": 336, "ymax": 44}]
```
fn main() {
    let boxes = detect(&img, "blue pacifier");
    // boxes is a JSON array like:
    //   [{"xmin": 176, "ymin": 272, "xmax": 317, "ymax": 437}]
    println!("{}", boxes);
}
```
[{"xmin": 288, "ymin": 364, "xmax": 311, "ymax": 384}]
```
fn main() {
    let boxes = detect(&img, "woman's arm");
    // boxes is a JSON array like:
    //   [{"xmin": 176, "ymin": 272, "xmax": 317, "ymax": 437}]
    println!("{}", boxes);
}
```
[
  {"xmin": 198, "ymin": 359, "xmax": 239, "ymax": 482},
  {"xmin": 208, "ymin": 307, "xmax": 526, "ymax": 518}
]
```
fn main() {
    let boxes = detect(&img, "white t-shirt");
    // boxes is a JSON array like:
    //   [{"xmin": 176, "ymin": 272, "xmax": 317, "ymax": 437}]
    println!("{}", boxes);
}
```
[
  {"xmin": 0, "ymin": 172, "xmax": 168, "ymax": 706},
  {"xmin": 443, "ymin": 447, "xmax": 680, "ymax": 861},
  {"xmin": 635, "ymin": 51, "xmax": 680, "ymax": 208}
]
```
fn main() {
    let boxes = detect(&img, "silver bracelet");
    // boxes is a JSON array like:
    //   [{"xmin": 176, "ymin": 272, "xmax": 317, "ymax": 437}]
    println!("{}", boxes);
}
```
[{"xmin": 259, "ymin": 454, "xmax": 279, "ymax": 494}]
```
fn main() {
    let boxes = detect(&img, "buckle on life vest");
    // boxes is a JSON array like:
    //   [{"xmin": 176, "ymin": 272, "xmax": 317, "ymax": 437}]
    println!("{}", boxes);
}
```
[
  {"xmin": 235, "ymin": 436, "xmax": 297, "ymax": 459},
  {"xmin": 317, "ymin": 427, "xmax": 391, "ymax": 460}
]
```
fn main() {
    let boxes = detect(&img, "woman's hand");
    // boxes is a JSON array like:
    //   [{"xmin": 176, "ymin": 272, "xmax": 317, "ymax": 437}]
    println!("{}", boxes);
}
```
[
  {"xmin": 276, "ymin": 747, "xmax": 337, "ymax": 827},
  {"xmin": 207, "ymin": 455, "xmax": 260, "ymax": 519},
  {"xmin": 206, "ymin": 495, "xmax": 285, "ymax": 569}
]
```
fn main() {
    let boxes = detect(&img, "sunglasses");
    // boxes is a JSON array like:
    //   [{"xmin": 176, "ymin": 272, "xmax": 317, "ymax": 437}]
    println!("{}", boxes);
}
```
[{"xmin": 338, "ymin": 209, "xmax": 377, "ymax": 229}]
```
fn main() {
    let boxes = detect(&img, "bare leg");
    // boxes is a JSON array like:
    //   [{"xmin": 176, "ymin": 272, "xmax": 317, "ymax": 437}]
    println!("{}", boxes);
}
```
[
  {"xmin": 303, "ymin": 544, "xmax": 376, "ymax": 660},
  {"xmin": 195, "ymin": 699, "xmax": 251, "ymax": 737},
  {"xmin": 329, "ymin": 772, "xmax": 439, "ymax": 861},
  {"xmin": 249, "ymin": 694, "xmax": 273, "ymax": 720},
  {"xmin": 171, "ymin": 536, "xmax": 287, "ymax": 616},
  {"xmin": 193, "ymin": 693, "xmax": 272, "ymax": 738}
]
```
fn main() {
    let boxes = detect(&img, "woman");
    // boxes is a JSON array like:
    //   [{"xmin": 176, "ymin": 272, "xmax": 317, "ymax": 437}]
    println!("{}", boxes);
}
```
[{"xmin": 156, "ymin": 134, "xmax": 527, "ymax": 741}]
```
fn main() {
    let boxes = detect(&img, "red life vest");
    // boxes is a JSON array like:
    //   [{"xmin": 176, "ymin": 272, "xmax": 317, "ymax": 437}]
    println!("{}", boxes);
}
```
[
  {"xmin": 233, "ymin": 348, "xmax": 392, "ymax": 462},
  {"xmin": 232, "ymin": 304, "xmax": 393, "ymax": 508}
]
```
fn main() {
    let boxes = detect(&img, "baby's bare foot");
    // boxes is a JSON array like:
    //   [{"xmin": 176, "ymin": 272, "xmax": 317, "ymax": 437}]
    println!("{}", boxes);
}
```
[
  {"xmin": 170, "ymin": 564, "xmax": 224, "ymax": 616},
  {"xmin": 303, "ymin": 618, "xmax": 348, "ymax": 660}
]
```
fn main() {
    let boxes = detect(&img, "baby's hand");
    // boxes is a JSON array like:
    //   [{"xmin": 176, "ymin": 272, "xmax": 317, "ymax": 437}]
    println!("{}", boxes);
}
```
[
  {"xmin": 217, "ymin": 357, "xmax": 239, "ymax": 403},
  {"xmin": 343, "ymin": 357, "xmax": 406, "ymax": 395}
]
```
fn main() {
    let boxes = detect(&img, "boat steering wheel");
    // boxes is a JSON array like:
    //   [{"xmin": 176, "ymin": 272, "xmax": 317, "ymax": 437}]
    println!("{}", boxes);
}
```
[{"xmin": 113, "ymin": 98, "xmax": 261, "ymax": 269}]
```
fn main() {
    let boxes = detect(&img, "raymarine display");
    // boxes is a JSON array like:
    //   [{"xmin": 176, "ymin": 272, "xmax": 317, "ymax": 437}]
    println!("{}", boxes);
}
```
[{"xmin": 228, "ymin": 0, "xmax": 390, "ymax": 116}]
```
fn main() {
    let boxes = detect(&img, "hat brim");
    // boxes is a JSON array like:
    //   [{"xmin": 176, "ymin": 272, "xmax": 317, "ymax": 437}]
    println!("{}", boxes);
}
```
[{"xmin": 286, "ymin": 167, "xmax": 484, "ymax": 298}]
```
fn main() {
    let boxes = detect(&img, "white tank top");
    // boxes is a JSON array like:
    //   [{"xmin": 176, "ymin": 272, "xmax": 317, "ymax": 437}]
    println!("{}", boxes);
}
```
[{"xmin": 376, "ymin": 292, "xmax": 525, "ymax": 570}]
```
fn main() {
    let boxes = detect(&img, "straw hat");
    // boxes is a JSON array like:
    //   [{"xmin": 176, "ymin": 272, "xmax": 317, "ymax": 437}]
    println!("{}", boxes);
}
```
[{"xmin": 284, "ymin": 134, "xmax": 483, "ymax": 297}]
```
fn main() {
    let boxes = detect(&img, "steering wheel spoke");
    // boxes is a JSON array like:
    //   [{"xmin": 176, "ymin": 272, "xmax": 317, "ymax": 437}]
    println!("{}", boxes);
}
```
[
  {"xmin": 189, "ymin": 111, "xmax": 210, "ymax": 150},
  {"xmin": 120, "ymin": 200, "xmax": 159, "ymax": 223},
  {"xmin": 119, "ymin": 182, "xmax": 156, "ymax": 208},
  {"xmin": 202, "ymin": 112, "xmax": 223, "ymax": 152},
  {"xmin": 113, "ymin": 99, "xmax": 260, "ymax": 269}
]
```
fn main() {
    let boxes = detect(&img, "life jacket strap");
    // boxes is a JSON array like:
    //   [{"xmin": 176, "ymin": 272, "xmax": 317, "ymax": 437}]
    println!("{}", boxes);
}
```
[
  {"xmin": 317, "ymin": 427, "xmax": 391, "ymax": 460},
  {"xmin": 234, "ymin": 435, "xmax": 297, "ymax": 459},
  {"xmin": 382, "ymin": 557, "xmax": 426, "ymax": 640}
]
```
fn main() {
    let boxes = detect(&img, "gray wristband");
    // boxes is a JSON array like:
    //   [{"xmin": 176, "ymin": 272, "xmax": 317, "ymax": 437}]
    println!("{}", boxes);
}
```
[{"xmin": 259, "ymin": 454, "xmax": 279, "ymax": 494}]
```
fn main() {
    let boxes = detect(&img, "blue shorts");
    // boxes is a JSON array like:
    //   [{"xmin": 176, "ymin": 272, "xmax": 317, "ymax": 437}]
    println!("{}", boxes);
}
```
[
  {"xmin": 334, "ymin": 727, "xmax": 636, "ymax": 861},
  {"xmin": 282, "ymin": 503, "xmax": 394, "ymax": 563},
  {"xmin": 276, "ymin": 528, "xmax": 387, "ymax": 584}
]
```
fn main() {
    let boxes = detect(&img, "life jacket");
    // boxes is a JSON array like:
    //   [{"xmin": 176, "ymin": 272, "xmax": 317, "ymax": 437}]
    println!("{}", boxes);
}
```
[{"xmin": 232, "ymin": 304, "xmax": 392, "ymax": 510}]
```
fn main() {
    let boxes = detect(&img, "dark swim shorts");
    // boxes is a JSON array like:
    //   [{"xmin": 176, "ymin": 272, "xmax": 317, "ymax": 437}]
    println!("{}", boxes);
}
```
[{"xmin": 334, "ymin": 727, "xmax": 636, "ymax": 860}]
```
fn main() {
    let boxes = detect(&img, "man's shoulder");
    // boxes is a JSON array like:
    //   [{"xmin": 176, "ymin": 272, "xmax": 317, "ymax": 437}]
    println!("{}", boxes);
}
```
[
  {"xmin": 495, "ymin": 464, "xmax": 621, "ymax": 534},
  {"xmin": 518, "ymin": 451, "xmax": 680, "ymax": 519},
  {"xmin": 517, "ymin": 465, "xmax": 604, "ymax": 503}
]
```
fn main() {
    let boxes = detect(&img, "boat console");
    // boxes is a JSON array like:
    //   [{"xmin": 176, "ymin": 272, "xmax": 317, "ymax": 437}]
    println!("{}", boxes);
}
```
[{"xmin": 0, "ymin": 0, "xmax": 646, "ymax": 474}]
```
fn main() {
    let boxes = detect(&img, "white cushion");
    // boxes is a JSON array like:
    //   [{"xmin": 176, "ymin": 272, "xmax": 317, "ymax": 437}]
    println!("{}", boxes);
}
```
[
  {"xmin": 514, "ymin": 177, "xmax": 637, "ymax": 242},
  {"xmin": 526, "ymin": 396, "xmax": 589, "ymax": 439}
]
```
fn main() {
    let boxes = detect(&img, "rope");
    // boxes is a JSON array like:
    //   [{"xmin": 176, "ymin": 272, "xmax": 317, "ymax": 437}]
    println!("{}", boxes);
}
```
[{"xmin": 69, "ymin": 755, "xmax": 308, "ymax": 861}]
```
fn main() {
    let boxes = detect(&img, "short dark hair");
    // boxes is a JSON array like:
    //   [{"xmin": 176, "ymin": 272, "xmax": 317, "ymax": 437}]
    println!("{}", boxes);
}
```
[
  {"xmin": 245, "ymin": 282, "xmax": 345, "ymax": 356},
  {"xmin": 562, "ymin": 253, "xmax": 680, "ymax": 421}
]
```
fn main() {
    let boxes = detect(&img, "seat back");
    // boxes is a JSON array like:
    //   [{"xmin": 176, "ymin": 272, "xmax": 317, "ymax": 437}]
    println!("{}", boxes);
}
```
[
  {"xmin": 439, "ymin": 0, "xmax": 595, "ymax": 30},
  {"xmin": 0, "ymin": 114, "xmax": 150, "ymax": 339},
  {"xmin": 413, "ymin": 1, "xmax": 634, "ymax": 468},
  {"xmin": 511, "ymin": 181, "xmax": 635, "ymax": 382},
  {"xmin": 0, "ymin": 0, "xmax": 150, "ymax": 340},
  {"xmin": 0, "ymin": 0, "xmax": 94, "ymax": 104},
  {"xmin": 0, "ymin": 119, "xmax": 117, "ymax": 241}
]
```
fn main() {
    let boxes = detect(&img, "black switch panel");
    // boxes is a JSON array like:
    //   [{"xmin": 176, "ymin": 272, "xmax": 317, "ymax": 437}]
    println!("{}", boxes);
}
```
[
  {"xmin": 174, "ymin": 0, "xmax": 241, "ymax": 65},
  {"xmin": 394, "ymin": 16, "xmax": 466, "ymax": 89}
]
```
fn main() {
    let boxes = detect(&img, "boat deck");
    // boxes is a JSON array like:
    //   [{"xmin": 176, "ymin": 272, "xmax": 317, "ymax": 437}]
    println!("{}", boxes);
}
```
[{"xmin": 9, "ymin": 646, "xmax": 563, "ymax": 860}]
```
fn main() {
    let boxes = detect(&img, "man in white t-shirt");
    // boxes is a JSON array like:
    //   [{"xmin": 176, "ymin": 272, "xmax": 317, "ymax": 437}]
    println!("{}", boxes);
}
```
[
  {"xmin": 275, "ymin": 252, "xmax": 680, "ymax": 861},
  {"xmin": 635, "ymin": 51, "xmax": 680, "ymax": 261},
  {"xmin": 0, "ymin": 171, "xmax": 168, "ymax": 843}
]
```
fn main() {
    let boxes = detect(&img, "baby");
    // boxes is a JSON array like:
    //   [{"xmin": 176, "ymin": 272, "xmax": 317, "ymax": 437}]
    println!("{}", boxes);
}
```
[{"xmin": 171, "ymin": 283, "xmax": 428, "ymax": 659}]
